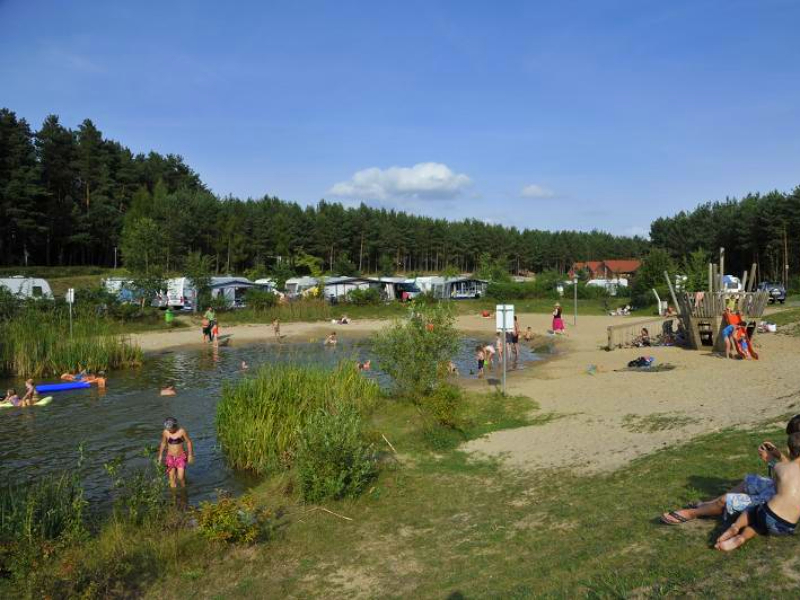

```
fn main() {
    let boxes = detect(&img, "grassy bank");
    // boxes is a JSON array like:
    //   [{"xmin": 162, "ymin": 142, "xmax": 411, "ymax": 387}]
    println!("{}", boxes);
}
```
[
  {"xmin": 0, "ymin": 310, "xmax": 142, "ymax": 377},
  {"xmin": 146, "ymin": 411, "xmax": 800, "ymax": 598},
  {"xmin": 4, "ymin": 379, "xmax": 797, "ymax": 597}
]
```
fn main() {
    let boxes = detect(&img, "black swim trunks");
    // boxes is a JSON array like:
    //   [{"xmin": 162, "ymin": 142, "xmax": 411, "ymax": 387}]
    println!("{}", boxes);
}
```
[
  {"xmin": 477, "ymin": 359, "xmax": 485, "ymax": 369},
  {"xmin": 749, "ymin": 503, "xmax": 797, "ymax": 536}
]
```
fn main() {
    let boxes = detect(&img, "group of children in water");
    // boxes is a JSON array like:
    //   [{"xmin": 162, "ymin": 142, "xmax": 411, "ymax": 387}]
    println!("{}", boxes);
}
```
[
  {"xmin": 474, "ymin": 315, "xmax": 535, "ymax": 378},
  {"xmin": 3, "ymin": 379, "xmax": 39, "ymax": 407}
]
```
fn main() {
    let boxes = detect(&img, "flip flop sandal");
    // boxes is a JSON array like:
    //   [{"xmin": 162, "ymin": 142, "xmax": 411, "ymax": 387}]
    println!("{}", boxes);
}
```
[{"xmin": 660, "ymin": 511, "xmax": 690, "ymax": 525}]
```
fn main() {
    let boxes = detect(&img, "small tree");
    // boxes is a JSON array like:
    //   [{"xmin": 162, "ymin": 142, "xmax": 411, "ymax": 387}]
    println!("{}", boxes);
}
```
[
  {"xmin": 682, "ymin": 249, "xmax": 710, "ymax": 292},
  {"xmin": 631, "ymin": 248, "xmax": 676, "ymax": 308},
  {"xmin": 184, "ymin": 251, "xmax": 213, "ymax": 312},
  {"xmin": 475, "ymin": 252, "xmax": 511, "ymax": 283},
  {"xmin": 373, "ymin": 303, "xmax": 460, "ymax": 399}
]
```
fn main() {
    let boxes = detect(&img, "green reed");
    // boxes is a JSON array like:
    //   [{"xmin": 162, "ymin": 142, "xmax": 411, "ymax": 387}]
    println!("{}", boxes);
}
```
[
  {"xmin": 0, "ymin": 471, "xmax": 86, "ymax": 546},
  {"xmin": 0, "ymin": 309, "xmax": 143, "ymax": 377},
  {"xmin": 217, "ymin": 362, "xmax": 379, "ymax": 475}
]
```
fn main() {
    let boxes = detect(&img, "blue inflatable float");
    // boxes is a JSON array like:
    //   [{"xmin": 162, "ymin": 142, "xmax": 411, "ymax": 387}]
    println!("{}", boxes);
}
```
[{"xmin": 36, "ymin": 381, "xmax": 92, "ymax": 393}]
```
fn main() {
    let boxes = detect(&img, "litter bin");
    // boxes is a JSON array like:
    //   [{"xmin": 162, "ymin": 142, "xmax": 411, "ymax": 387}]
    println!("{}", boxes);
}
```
[{"xmin": 165, "ymin": 307, "xmax": 175, "ymax": 325}]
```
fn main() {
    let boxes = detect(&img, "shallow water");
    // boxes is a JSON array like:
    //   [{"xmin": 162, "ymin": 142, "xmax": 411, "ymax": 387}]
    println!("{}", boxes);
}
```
[{"xmin": 0, "ymin": 336, "xmax": 538, "ymax": 506}]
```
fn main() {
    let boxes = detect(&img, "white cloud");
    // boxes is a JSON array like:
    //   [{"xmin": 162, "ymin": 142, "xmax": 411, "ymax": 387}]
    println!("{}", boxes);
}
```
[
  {"xmin": 329, "ymin": 162, "xmax": 471, "ymax": 201},
  {"xmin": 520, "ymin": 184, "xmax": 555, "ymax": 198}
]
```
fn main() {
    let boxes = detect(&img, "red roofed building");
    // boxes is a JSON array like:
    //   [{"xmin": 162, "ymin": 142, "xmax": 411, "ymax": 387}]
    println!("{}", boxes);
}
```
[{"xmin": 570, "ymin": 259, "xmax": 642, "ymax": 280}]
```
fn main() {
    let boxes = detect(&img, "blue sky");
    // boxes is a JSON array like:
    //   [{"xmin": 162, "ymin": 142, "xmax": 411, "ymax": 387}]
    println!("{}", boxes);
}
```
[{"xmin": 2, "ymin": 0, "xmax": 799, "ymax": 236}]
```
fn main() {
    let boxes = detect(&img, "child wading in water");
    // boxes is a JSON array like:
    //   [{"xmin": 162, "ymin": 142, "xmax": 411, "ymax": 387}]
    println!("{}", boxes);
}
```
[
  {"xmin": 158, "ymin": 417, "xmax": 194, "ymax": 488},
  {"xmin": 716, "ymin": 432, "xmax": 800, "ymax": 551},
  {"xmin": 475, "ymin": 345, "xmax": 486, "ymax": 378}
]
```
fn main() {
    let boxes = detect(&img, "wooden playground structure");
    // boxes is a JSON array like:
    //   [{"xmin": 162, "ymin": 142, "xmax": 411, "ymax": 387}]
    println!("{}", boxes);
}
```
[
  {"xmin": 666, "ymin": 249, "xmax": 769, "ymax": 351},
  {"xmin": 606, "ymin": 248, "xmax": 769, "ymax": 351}
]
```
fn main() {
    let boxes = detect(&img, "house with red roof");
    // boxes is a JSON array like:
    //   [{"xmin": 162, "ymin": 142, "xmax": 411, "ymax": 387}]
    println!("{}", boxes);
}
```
[{"xmin": 570, "ymin": 259, "xmax": 642, "ymax": 280}]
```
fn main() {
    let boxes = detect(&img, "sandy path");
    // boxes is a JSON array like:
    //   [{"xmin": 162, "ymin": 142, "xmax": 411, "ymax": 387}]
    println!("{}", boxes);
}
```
[{"xmin": 463, "ymin": 313, "xmax": 800, "ymax": 474}]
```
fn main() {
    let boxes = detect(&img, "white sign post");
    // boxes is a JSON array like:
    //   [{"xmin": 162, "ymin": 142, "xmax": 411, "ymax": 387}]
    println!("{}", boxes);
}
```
[
  {"xmin": 496, "ymin": 304, "xmax": 515, "ymax": 396},
  {"xmin": 66, "ymin": 288, "xmax": 75, "ymax": 337}
]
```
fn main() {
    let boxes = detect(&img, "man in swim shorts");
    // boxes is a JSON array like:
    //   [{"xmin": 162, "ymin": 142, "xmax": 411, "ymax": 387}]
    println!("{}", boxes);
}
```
[{"xmin": 716, "ymin": 432, "xmax": 800, "ymax": 551}]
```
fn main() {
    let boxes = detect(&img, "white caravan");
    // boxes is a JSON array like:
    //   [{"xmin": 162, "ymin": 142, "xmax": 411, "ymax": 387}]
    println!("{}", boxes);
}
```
[{"xmin": 0, "ymin": 276, "xmax": 53, "ymax": 299}]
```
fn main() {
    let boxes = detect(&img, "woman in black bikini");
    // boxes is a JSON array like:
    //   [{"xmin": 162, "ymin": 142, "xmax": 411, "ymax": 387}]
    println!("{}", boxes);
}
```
[{"xmin": 158, "ymin": 417, "xmax": 194, "ymax": 488}]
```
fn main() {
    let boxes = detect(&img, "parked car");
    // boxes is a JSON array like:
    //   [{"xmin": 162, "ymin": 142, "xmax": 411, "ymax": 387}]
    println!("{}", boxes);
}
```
[{"xmin": 758, "ymin": 281, "xmax": 786, "ymax": 304}]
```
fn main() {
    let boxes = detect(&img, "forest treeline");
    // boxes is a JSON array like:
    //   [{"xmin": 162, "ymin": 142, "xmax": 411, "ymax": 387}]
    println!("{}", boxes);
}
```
[{"xmin": 1, "ymin": 107, "xmax": 797, "ymax": 280}]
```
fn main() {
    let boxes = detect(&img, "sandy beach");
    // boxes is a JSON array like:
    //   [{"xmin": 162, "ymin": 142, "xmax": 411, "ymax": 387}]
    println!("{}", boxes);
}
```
[{"xmin": 134, "ymin": 313, "xmax": 800, "ymax": 475}]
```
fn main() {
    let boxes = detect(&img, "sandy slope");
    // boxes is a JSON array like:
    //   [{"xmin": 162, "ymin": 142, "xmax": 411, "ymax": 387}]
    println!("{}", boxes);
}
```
[{"xmin": 133, "ymin": 312, "xmax": 800, "ymax": 474}]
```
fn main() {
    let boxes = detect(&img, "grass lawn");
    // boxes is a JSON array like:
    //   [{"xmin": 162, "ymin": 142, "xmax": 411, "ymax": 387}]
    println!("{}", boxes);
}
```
[{"xmin": 141, "ymin": 395, "xmax": 800, "ymax": 599}]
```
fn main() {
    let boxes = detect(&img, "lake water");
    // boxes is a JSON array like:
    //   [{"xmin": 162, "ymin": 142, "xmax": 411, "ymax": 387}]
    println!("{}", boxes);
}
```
[{"xmin": 0, "ymin": 336, "xmax": 539, "ymax": 506}]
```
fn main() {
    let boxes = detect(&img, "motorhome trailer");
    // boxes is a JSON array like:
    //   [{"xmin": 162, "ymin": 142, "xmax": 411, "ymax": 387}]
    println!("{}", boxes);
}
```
[{"xmin": 0, "ymin": 276, "xmax": 53, "ymax": 299}]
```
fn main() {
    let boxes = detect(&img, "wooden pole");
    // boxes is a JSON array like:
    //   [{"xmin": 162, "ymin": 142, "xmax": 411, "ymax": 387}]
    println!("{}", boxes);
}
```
[
  {"xmin": 664, "ymin": 271, "xmax": 680, "ymax": 316},
  {"xmin": 741, "ymin": 270, "xmax": 748, "ymax": 294},
  {"xmin": 719, "ymin": 247, "xmax": 725, "ymax": 293},
  {"xmin": 708, "ymin": 263, "xmax": 713, "ymax": 293},
  {"xmin": 749, "ymin": 262, "xmax": 758, "ymax": 292}
]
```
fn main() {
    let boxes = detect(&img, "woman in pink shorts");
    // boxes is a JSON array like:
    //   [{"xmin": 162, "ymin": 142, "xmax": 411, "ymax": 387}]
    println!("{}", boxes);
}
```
[{"xmin": 158, "ymin": 417, "xmax": 194, "ymax": 488}]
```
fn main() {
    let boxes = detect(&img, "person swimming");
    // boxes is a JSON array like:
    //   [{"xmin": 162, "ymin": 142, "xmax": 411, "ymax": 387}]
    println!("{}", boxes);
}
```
[
  {"xmin": 158, "ymin": 417, "xmax": 194, "ymax": 488},
  {"xmin": 160, "ymin": 386, "xmax": 177, "ymax": 396},
  {"xmin": 324, "ymin": 331, "xmax": 338, "ymax": 346},
  {"xmin": 357, "ymin": 359, "xmax": 371, "ymax": 371}
]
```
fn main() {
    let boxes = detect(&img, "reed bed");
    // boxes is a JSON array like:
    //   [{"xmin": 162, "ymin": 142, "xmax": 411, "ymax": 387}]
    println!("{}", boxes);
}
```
[
  {"xmin": 0, "ymin": 309, "xmax": 143, "ymax": 377},
  {"xmin": 0, "ymin": 471, "xmax": 86, "ymax": 545},
  {"xmin": 217, "ymin": 362, "xmax": 379, "ymax": 474}
]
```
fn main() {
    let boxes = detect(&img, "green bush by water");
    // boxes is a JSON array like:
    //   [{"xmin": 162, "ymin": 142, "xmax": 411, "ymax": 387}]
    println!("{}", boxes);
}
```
[
  {"xmin": 296, "ymin": 404, "xmax": 378, "ymax": 502},
  {"xmin": 217, "ymin": 362, "xmax": 379, "ymax": 474},
  {"xmin": 0, "ymin": 309, "xmax": 143, "ymax": 377}
]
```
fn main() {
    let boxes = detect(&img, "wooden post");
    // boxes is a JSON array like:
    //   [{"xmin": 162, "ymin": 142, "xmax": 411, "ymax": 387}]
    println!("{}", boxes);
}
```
[
  {"xmin": 719, "ymin": 247, "xmax": 725, "ymax": 292},
  {"xmin": 664, "ymin": 271, "xmax": 680, "ymax": 316},
  {"xmin": 708, "ymin": 263, "xmax": 713, "ymax": 293},
  {"xmin": 741, "ymin": 270, "xmax": 748, "ymax": 293}
]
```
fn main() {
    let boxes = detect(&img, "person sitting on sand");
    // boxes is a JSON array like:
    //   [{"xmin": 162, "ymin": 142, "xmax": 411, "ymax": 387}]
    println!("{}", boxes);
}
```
[
  {"xmin": 634, "ymin": 327, "xmax": 651, "ymax": 347},
  {"xmin": 160, "ymin": 385, "xmax": 177, "ymax": 396},
  {"xmin": 715, "ymin": 432, "xmax": 800, "ymax": 551},
  {"xmin": 734, "ymin": 324, "xmax": 752, "ymax": 359},
  {"xmin": 524, "ymin": 326, "xmax": 533, "ymax": 342},
  {"xmin": 661, "ymin": 415, "xmax": 800, "ymax": 525},
  {"xmin": 339, "ymin": 315, "xmax": 350, "ymax": 325},
  {"xmin": 324, "ymin": 331, "xmax": 338, "ymax": 346},
  {"xmin": 158, "ymin": 417, "xmax": 194, "ymax": 489},
  {"xmin": 475, "ymin": 345, "xmax": 486, "ymax": 378}
]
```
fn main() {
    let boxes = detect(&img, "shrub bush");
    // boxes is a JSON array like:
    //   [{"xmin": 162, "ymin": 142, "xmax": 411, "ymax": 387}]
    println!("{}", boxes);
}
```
[
  {"xmin": 196, "ymin": 493, "xmax": 268, "ymax": 544},
  {"xmin": 217, "ymin": 362, "xmax": 380, "ymax": 474},
  {"xmin": 103, "ymin": 451, "xmax": 166, "ymax": 526},
  {"xmin": 245, "ymin": 288, "xmax": 279, "ymax": 311},
  {"xmin": 296, "ymin": 404, "xmax": 378, "ymax": 502},
  {"xmin": 373, "ymin": 303, "xmax": 460, "ymax": 399},
  {"xmin": 347, "ymin": 287, "xmax": 382, "ymax": 306},
  {"xmin": 424, "ymin": 383, "xmax": 462, "ymax": 428}
]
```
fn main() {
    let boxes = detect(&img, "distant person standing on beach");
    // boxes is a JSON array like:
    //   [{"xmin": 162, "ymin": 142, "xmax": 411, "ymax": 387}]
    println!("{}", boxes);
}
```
[
  {"xmin": 272, "ymin": 318, "xmax": 281, "ymax": 340},
  {"xmin": 512, "ymin": 315, "xmax": 521, "ymax": 357},
  {"xmin": 552, "ymin": 303, "xmax": 565, "ymax": 335}
]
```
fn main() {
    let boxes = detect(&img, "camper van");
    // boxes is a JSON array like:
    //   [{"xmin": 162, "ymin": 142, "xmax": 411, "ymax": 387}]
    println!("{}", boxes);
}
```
[
  {"xmin": 103, "ymin": 278, "xmax": 138, "ymax": 303},
  {"xmin": 0, "ymin": 276, "xmax": 53, "ymax": 300},
  {"xmin": 166, "ymin": 277, "xmax": 197, "ymax": 310}
]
